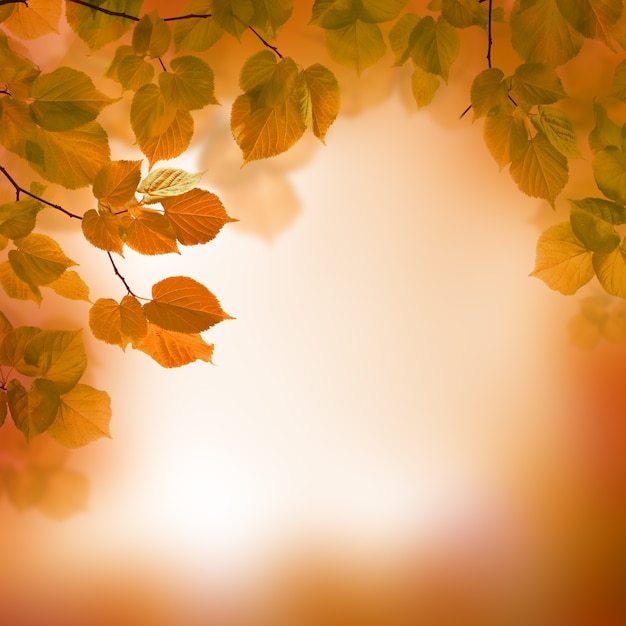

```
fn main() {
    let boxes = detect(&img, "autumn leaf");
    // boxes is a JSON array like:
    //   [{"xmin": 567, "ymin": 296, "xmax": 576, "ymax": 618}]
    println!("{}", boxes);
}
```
[
  {"xmin": 161, "ymin": 188, "xmax": 236, "ymax": 245},
  {"xmin": 609, "ymin": 58, "xmax": 626, "ymax": 101},
  {"xmin": 388, "ymin": 13, "xmax": 421, "ymax": 65},
  {"xmin": 8, "ymin": 378, "xmax": 60, "ymax": 442},
  {"xmin": 29, "ymin": 67, "xmax": 117, "ymax": 132},
  {"xmin": 588, "ymin": 101, "xmax": 622, "ymax": 152},
  {"xmin": 556, "ymin": 0, "xmax": 622, "ymax": 44},
  {"xmin": 117, "ymin": 54, "xmax": 155, "ymax": 91},
  {"xmin": 408, "ymin": 16, "xmax": 460, "ymax": 82},
  {"xmin": 0, "ymin": 326, "xmax": 43, "ymax": 376},
  {"xmin": 0, "ymin": 388, "xmax": 6, "ymax": 428},
  {"xmin": 470, "ymin": 68, "xmax": 512, "ymax": 119},
  {"xmin": 212, "ymin": 0, "xmax": 255, "ymax": 38},
  {"xmin": 81, "ymin": 209, "xmax": 127, "ymax": 255},
  {"xmin": 411, "ymin": 66, "xmax": 440, "ymax": 109},
  {"xmin": 325, "ymin": 20, "xmax": 387, "ymax": 75},
  {"xmin": 530, "ymin": 221, "xmax": 594, "ymax": 294},
  {"xmin": 93, "ymin": 160, "xmax": 143, "ymax": 210},
  {"xmin": 2, "ymin": 0, "xmax": 61, "ymax": 39},
  {"xmin": 45, "ymin": 270, "xmax": 91, "ymax": 302},
  {"xmin": 124, "ymin": 207, "xmax": 180, "ymax": 255},
  {"xmin": 593, "ymin": 244, "xmax": 626, "ymax": 298},
  {"xmin": 133, "ymin": 322, "xmax": 214, "ymax": 367},
  {"xmin": 47, "ymin": 384, "xmax": 112, "ymax": 448},
  {"xmin": 159, "ymin": 55, "xmax": 219, "ymax": 110},
  {"xmin": 130, "ymin": 83, "xmax": 178, "ymax": 142},
  {"xmin": 89, "ymin": 295, "xmax": 148, "ymax": 349},
  {"xmin": 132, "ymin": 11, "xmax": 171, "ymax": 58},
  {"xmin": 138, "ymin": 168, "xmax": 203, "ymax": 203},
  {"xmin": 0, "ymin": 198, "xmax": 42, "ymax": 240},
  {"xmin": 484, "ymin": 108, "xmax": 529, "ymax": 170},
  {"xmin": 137, "ymin": 108, "xmax": 195, "ymax": 168},
  {"xmin": 510, "ymin": 62, "xmax": 567, "ymax": 106},
  {"xmin": 569, "ymin": 197, "xmax": 624, "ymax": 253},
  {"xmin": 249, "ymin": 0, "xmax": 294, "ymax": 39},
  {"xmin": 172, "ymin": 0, "xmax": 224, "ymax": 51},
  {"xmin": 0, "ymin": 261, "xmax": 41, "ymax": 303},
  {"xmin": 0, "ymin": 310, "xmax": 13, "ymax": 344},
  {"xmin": 530, "ymin": 105, "xmax": 582, "ymax": 157},
  {"xmin": 441, "ymin": 0, "xmax": 488, "ymax": 28},
  {"xmin": 143, "ymin": 276, "xmax": 231, "ymax": 333},
  {"xmin": 310, "ymin": 0, "xmax": 361, "ymax": 29},
  {"xmin": 593, "ymin": 145, "xmax": 626, "ymax": 204},
  {"xmin": 298, "ymin": 64, "xmax": 341, "ymax": 142}
]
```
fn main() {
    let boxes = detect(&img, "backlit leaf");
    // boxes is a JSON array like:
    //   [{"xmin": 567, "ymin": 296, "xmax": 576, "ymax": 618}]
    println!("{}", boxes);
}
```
[
  {"xmin": 0, "ymin": 326, "xmax": 43, "ymax": 376},
  {"xmin": 130, "ymin": 83, "xmax": 178, "ymax": 141},
  {"xmin": 137, "ymin": 108, "xmax": 194, "ymax": 167},
  {"xmin": 231, "ymin": 92, "xmax": 306, "ymax": 162},
  {"xmin": 593, "ymin": 145, "xmax": 626, "ymax": 204},
  {"xmin": 325, "ymin": 20, "xmax": 387, "ymax": 75},
  {"xmin": 359, "ymin": 0, "xmax": 406, "ymax": 23},
  {"xmin": 212, "ymin": 0, "xmax": 254, "ymax": 38},
  {"xmin": 9, "ymin": 233, "xmax": 76, "ymax": 287},
  {"xmin": 47, "ymin": 384, "xmax": 112, "ymax": 448},
  {"xmin": 118, "ymin": 54, "xmax": 155, "ymax": 91},
  {"xmin": 143, "ymin": 275, "xmax": 231, "ymax": 333},
  {"xmin": 441, "ymin": 0, "xmax": 487, "ymax": 28},
  {"xmin": 162, "ymin": 188, "xmax": 235, "ymax": 245},
  {"xmin": 588, "ymin": 101, "xmax": 622, "ymax": 152},
  {"xmin": 0, "ymin": 198, "xmax": 42, "ymax": 240},
  {"xmin": 66, "ymin": 0, "xmax": 142, "ymax": 51},
  {"xmin": 530, "ymin": 221, "xmax": 594, "ymax": 294},
  {"xmin": 510, "ymin": 132, "xmax": 568, "ymax": 204},
  {"xmin": 0, "ymin": 261, "xmax": 41, "ymax": 303},
  {"xmin": 530, "ymin": 105, "xmax": 582, "ymax": 157},
  {"xmin": 138, "ymin": 167, "xmax": 203, "ymax": 202},
  {"xmin": 388, "ymin": 13, "xmax": 421, "ymax": 65},
  {"xmin": 609, "ymin": 58, "xmax": 626, "ymax": 101},
  {"xmin": 89, "ymin": 295, "xmax": 148, "ymax": 349},
  {"xmin": 0, "ymin": 98, "xmax": 39, "ymax": 159},
  {"xmin": 81, "ymin": 209, "xmax": 127, "ymax": 255},
  {"xmin": 470, "ymin": 68, "xmax": 512, "ymax": 119},
  {"xmin": 8, "ymin": 378, "xmax": 60, "ymax": 442},
  {"xmin": 133, "ymin": 322, "xmax": 214, "ymax": 367},
  {"xmin": 2, "ymin": 0, "xmax": 61, "ymax": 39},
  {"xmin": 510, "ymin": 0, "xmax": 583, "ymax": 67},
  {"xmin": 30, "ymin": 67, "xmax": 117, "ymax": 132},
  {"xmin": 23, "ymin": 329, "xmax": 87, "ymax": 394},
  {"xmin": 46, "ymin": 271, "xmax": 91, "ymax": 302},
  {"xmin": 310, "ymin": 0, "xmax": 361, "ymax": 29},
  {"xmin": 132, "ymin": 11, "xmax": 171, "ymax": 58},
  {"xmin": 173, "ymin": 0, "xmax": 224, "ymax": 51},
  {"xmin": 510, "ymin": 62, "xmax": 567, "ymax": 105},
  {"xmin": 593, "ymin": 244, "xmax": 626, "ymax": 297},
  {"xmin": 104, "ymin": 45, "xmax": 136, "ymax": 84},
  {"xmin": 483, "ymin": 108, "xmax": 529, "ymax": 169},
  {"xmin": 125, "ymin": 207, "xmax": 179, "ymax": 255},
  {"xmin": 299, "ymin": 64, "xmax": 340, "ymax": 141},
  {"xmin": 556, "ymin": 0, "xmax": 622, "ymax": 44},
  {"xmin": 411, "ymin": 65, "xmax": 440, "ymax": 109},
  {"xmin": 249, "ymin": 0, "xmax": 294, "ymax": 39},
  {"xmin": 0, "ymin": 310, "xmax": 13, "ymax": 343},
  {"xmin": 241, "ymin": 52, "xmax": 299, "ymax": 107},
  {"xmin": 159, "ymin": 55, "xmax": 219, "ymax": 110},
  {"xmin": 569, "ymin": 197, "xmax": 624, "ymax": 252},
  {"xmin": 408, "ymin": 16, "xmax": 460, "ymax": 82},
  {"xmin": 93, "ymin": 160, "xmax": 142, "ymax": 210}
]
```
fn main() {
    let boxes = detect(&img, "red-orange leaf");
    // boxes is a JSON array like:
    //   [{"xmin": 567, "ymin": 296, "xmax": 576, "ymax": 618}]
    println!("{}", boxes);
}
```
[{"xmin": 143, "ymin": 276, "xmax": 231, "ymax": 333}]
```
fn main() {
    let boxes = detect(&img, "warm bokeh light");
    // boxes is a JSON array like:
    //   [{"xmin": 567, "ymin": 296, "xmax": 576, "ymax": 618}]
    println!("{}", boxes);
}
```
[{"xmin": 1, "ymin": 3, "xmax": 626, "ymax": 624}]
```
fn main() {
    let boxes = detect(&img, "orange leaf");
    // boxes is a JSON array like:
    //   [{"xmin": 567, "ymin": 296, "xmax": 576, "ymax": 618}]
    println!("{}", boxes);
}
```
[
  {"xmin": 92, "ymin": 160, "xmax": 142, "ymax": 209},
  {"xmin": 81, "ymin": 209, "xmax": 127, "ymax": 255},
  {"xmin": 138, "ymin": 108, "xmax": 194, "ymax": 168},
  {"xmin": 89, "ymin": 295, "xmax": 148, "ymax": 349},
  {"xmin": 133, "ymin": 322, "xmax": 214, "ymax": 367},
  {"xmin": 161, "ymin": 188, "xmax": 236, "ymax": 245},
  {"xmin": 143, "ymin": 276, "xmax": 231, "ymax": 333},
  {"xmin": 125, "ymin": 207, "xmax": 179, "ymax": 255}
]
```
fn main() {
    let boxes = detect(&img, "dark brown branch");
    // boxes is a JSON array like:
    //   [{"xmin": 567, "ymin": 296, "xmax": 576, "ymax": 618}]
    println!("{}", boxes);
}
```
[
  {"xmin": 106, "ymin": 251, "xmax": 142, "ymax": 298},
  {"xmin": 0, "ymin": 88, "xmax": 10, "ymax": 96},
  {"xmin": 66, "ymin": 0, "xmax": 140, "ymax": 21},
  {"xmin": 487, "ymin": 0, "xmax": 493, "ymax": 68},
  {"xmin": 0, "ymin": 0, "xmax": 27, "ymax": 6},
  {"xmin": 459, "ymin": 104, "xmax": 472, "ymax": 119},
  {"xmin": 0, "ymin": 166, "xmax": 83, "ymax": 219},
  {"xmin": 247, "ymin": 25, "xmax": 283, "ymax": 58},
  {"xmin": 158, "ymin": 58, "xmax": 167, "ymax": 72},
  {"xmin": 163, "ymin": 13, "xmax": 212, "ymax": 22}
]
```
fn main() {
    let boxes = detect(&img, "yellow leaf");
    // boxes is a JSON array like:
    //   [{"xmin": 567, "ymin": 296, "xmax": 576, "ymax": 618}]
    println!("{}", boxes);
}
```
[
  {"xmin": 125, "ymin": 207, "xmax": 179, "ymax": 255},
  {"xmin": 36, "ymin": 468, "xmax": 89, "ymax": 518},
  {"xmin": 161, "ymin": 188, "xmax": 235, "ymax": 245},
  {"xmin": 138, "ymin": 108, "xmax": 195, "ymax": 168},
  {"xmin": 138, "ymin": 167, "xmax": 203, "ymax": 203},
  {"xmin": 172, "ymin": 0, "xmax": 223, "ymax": 51},
  {"xmin": 160, "ymin": 55, "xmax": 219, "ymax": 110},
  {"xmin": 89, "ymin": 295, "xmax": 148, "ymax": 349},
  {"xmin": 556, "ymin": 0, "xmax": 622, "ymax": 44},
  {"xmin": 249, "ymin": 0, "xmax": 293, "ymax": 39},
  {"xmin": 530, "ymin": 221, "xmax": 594, "ymax": 294},
  {"xmin": 359, "ymin": 0, "xmax": 406, "ymax": 23},
  {"xmin": 388, "ymin": 13, "xmax": 421, "ymax": 65},
  {"xmin": 81, "ymin": 209, "xmax": 127, "ymax": 255},
  {"xmin": 593, "ymin": 244, "xmax": 626, "ymax": 298},
  {"xmin": 310, "ymin": 0, "xmax": 361, "ymax": 29},
  {"xmin": 0, "ymin": 326, "xmax": 43, "ymax": 376},
  {"xmin": 92, "ymin": 160, "xmax": 143, "ymax": 209},
  {"xmin": 131, "ymin": 83, "xmax": 178, "ymax": 141},
  {"xmin": 411, "ymin": 65, "xmax": 440, "ymax": 109},
  {"xmin": 47, "ymin": 384, "xmax": 112, "ymax": 448},
  {"xmin": 0, "ymin": 260, "xmax": 41, "ymax": 303},
  {"xmin": 23, "ymin": 329, "xmax": 87, "ymax": 394},
  {"xmin": 45, "ymin": 270, "xmax": 91, "ymax": 302},
  {"xmin": 325, "ymin": 20, "xmax": 386, "ymax": 75},
  {"xmin": 30, "ymin": 66, "xmax": 117, "ymax": 132},
  {"xmin": 470, "ymin": 68, "xmax": 512, "ymax": 119},
  {"xmin": 409, "ymin": 16, "xmax": 460, "ymax": 82},
  {"xmin": 510, "ymin": 62, "xmax": 567, "ymax": 106},
  {"xmin": 300, "ymin": 64, "xmax": 340, "ymax": 142},
  {"xmin": 9, "ymin": 233, "xmax": 76, "ymax": 288},
  {"xmin": 0, "ymin": 98, "xmax": 41, "ymax": 159},
  {"xmin": 132, "ymin": 11, "xmax": 171, "ymax": 58},
  {"xmin": 483, "ymin": 108, "xmax": 529, "ymax": 169},
  {"xmin": 592, "ymin": 145, "xmax": 626, "ymax": 204},
  {"xmin": 2, "ymin": 0, "xmax": 61, "ymax": 39},
  {"xmin": 212, "ymin": 0, "xmax": 254, "ymax": 38},
  {"xmin": 118, "ymin": 54, "xmax": 155, "ymax": 91},
  {"xmin": 530, "ymin": 105, "xmax": 582, "ymax": 157},
  {"xmin": 143, "ymin": 275, "xmax": 231, "ymax": 333},
  {"xmin": 509, "ymin": 133, "xmax": 568, "ymax": 205},
  {"xmin": 8, "ymin": 378, "xmax": 60, "ymax": 442},
  {"xmin": 133, "ymin": 322, "xmax": 214, "ymax": 367},
  {"xmin": 0, "ymin": 309, "xmax": 13, "ymax": 343},
  {"xmin": 231, "ymin": 93, "xmax": 306, "ymax": 162},
  {"xmin": 0, "ymin": 198, "xmax": 42, "ymax": 240}
]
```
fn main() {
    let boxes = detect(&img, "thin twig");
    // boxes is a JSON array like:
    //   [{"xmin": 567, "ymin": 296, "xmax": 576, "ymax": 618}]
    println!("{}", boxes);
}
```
[
  {"xmin": 459, "ymin": 104, "xmax": 472, "ymax": 119},
  {"xmin": 0, "ymin": 0, "xmax": 27, "ymax": 6},
  {"xmin": 163, "ymin": 13, "xmax": 212, "ymax": 22},
  {"xmin": 0, "ymin": 89, "xmax": 10, "ymax": 96},
  {"xmin": 66, "ymin": 0, "xmax": 140, "ymax": 21},
  {"xmin": 158, "ymin": 58, "xmax": 167, "ymax": 72},
  {"xmin": 0, "ymin": 166, "xmax": 83, "ymax": 219},
  {"xmin": 247, "ymin": 25, "xmax": 283, "ymax": 58},
  {"xmin": 487, "ymin": 0, "xmax": 493, "ymax": 68},
  {"xmin": 106, "ymin": 251, "xmax": 142, "ymax": 298}
]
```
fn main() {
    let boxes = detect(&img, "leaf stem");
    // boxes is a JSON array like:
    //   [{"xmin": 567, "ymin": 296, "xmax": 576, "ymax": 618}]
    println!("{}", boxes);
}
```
[
  {"xmin": 0, "ymin": 166, "xmax": 83, "ymax": 219},
  {"xmin": 247, "ymin": 25, "xmax": 283, "ymax": 58}
]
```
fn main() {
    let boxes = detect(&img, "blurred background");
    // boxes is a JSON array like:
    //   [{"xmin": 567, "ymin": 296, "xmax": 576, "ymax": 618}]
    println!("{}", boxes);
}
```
[{"xmin": 1, "ymin": 2, "xmax": 625, "ymax": 624}]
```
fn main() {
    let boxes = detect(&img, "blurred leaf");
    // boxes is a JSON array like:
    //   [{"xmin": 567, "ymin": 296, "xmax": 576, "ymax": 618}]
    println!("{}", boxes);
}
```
[
  {"xmin": 556, "ymin": 0, "xmax": 622, "ymax": 44},
  {"xmin": 588, "ymin": 101, "xmax": 622, "ymax": 152},
  {"xmin": 569, "ymin": 197, "xmax": 623, "ymax": 253},
  {"xmin": 411, "ymin": 66, "xmax": 440, "ymax": 109},
  {"xmin": 359, "ymin": 0, "xmax": 406, "ymax": 23},
  {"xmin": 249, "ymin": 0, "xmax": 293, "ymax": 39},
  {"xmin": 593, "ymin": 145, "xmax": 626, "ymax": 204},
  {"xmin": 8, "ymin": 378, "xmax": 60, "ymax": 442},
  {"xmin": 609, "ymin": 58, "xmax": 626, "ymax": 101},
  {"xmin": 388, "ymin": 13, "xmax": 421, "ymax": 65},
  {"xmin": 593, "ymin": 243, "xmax": 626, "ymax": 297},
  {"xmin": 326, "ymin": 20, "xmax": 386, "ymax": 74},
  {"xmin": 0, "ymin": 326, "xmax": 43, "ymax": 376},
  {"xmin": 310, "ymin": 0, "xmax": 361, "ymax": 29},
  {"xmin": 0, "ymin": 260, "xmax": 42, "ymax": 303},
  {"xmin": 212, "ymin": 0, "xmax": 254, "ymax": 38}
]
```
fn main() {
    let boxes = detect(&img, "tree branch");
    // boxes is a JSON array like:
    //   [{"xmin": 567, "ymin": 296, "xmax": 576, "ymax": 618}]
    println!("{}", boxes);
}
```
[
  {"xmin": 163, "ymin": 13, "xmax": 212, "ymax": 22},
  {"xmin": 247, "ymin": 25, "xmax": 283, "ymax": 58},
  {"xmin": 66, "ymin": 0, "xmax": 140, "ymax": 21},
  {"xmin": 0, "ymin": 0, "xmax": 27, "ymax": 6},
  {"xmin": 0, "ymin": 166, "xmax": 83, "ymax": 219},
  {"xmin": 106, "ymin": 251, "xmax": 143, "ymax": 298},
  {"xmin": 487, "ymin": 0, "xmax": 493, "ymax": 68}
]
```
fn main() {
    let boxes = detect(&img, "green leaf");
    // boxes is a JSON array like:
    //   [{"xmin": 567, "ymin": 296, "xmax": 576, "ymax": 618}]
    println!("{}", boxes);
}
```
[
  {"xmin": 470, "ymin": 67, "xmax": 512, "ymax": 119},
  {"xmin": 593, "ymin": 145, "xmax": 626, "ymax": 204},
  {"xmin": 30, "ymin": 67, "xmax": 117, "ymax": 132},
  {"xmin": 510, "ymin": 132, "xmax": 568, "ymax": 205},
  {"xmin": 143, "ymin": 275, "xmax": 231, "ymax": 333},
  {"xmin": 0, "ymin": 198, "xmax": 42, "ymax": 240},
  {"xmin": 359, "ymin": 0, "xmax": 406, "ymax": 23},
  {"xmin": 441, "ymin": 0, "xmax": 488, "ymax": 28},
  {"xmin": 556, "ymin": 0, "xmax": 622, "ymax": 44},
  {"xmin": 411, "ymin": 66, "xmax": 440, "ymax": 109},
  {"xmin": 530, "ymin": 105, "xmax": 582, "ymax": 157},
  {"xmin": 569, "ymin": 197, "xmax": 624, "ymax": 252},
  {"xmin": 138, "ymin": 167, "xmax": 203, "ymax": 202},
  {"xmin": 510, "ymin": 62, "xmax": 567, "ymax": 105},
  {"xmin": 132, "ymin": 11, "xmax": 171, "ymax": 58},
  {"xmin": 589, "ymin": 102, "xmax": 623, "ymax": 154},
  {"xmin": 483, "ymin": 108, "xmax": 529, "ymax": 169},
  {"xmin": 159, "ymin": 55, "xmax": 219, "ymax": 110},
  {"xmin": 212, "ymin": 0, "xmax": 254, "ymax": 38},
  {"xmin": 408, "ymin": 16, "xmax": 460, "ymax": 82},
  {"xmin": 310, "ymin": 0, "xmax": 361, "ymax": 29},
  {"xmin": 388, "ymin": 13, "xmax": 420, "ymax": 65},
  {"xmin": 66, "ymin": 0, "xmax": 142, "ymax": 51},
  {"xmin": 530, "ymin": 221, "xmax": 594, "ymax": 294},
  {"xmin": 173, "ymin": 0, "xmax": 224, "ymax": 51},
  {"xmin": 9, "ymin": 233, "xmax": 76, "ymax": 288},
  {"xmin": 48, "ymin": 384, "xmax": 112, "ymax": 448},
  {"xmin": 8, "ymin": 378, "xmax": 60, "ymax": 442},
  {"xmin": 325, "ymin": 20, "xmax": 386, "ymax": 74},
  {"xmin": 23, "ymin": 329, "xmax": 88, "ymax": 394},
  {"xmin": 593, "ymin": 243, "xmax": 626, "ymax": 297},
  {"xmin": 249, "ymin": 0, "xmax": 294, "ymax": 39},
  {"xmin": 510, "ymin": 0, "xmax": 584, "ymax": 67},
  {"xmin": 298, "ymin": 63, "xmax": 340, "ymax": 142}
]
